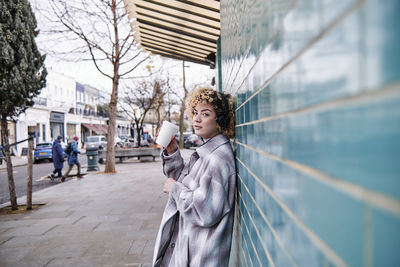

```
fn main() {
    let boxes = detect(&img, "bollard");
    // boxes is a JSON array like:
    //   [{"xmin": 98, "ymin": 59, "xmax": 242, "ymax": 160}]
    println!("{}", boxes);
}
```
[{"xmin": 86, "ymin": 147, "xmax": 99, "ymax": 171}]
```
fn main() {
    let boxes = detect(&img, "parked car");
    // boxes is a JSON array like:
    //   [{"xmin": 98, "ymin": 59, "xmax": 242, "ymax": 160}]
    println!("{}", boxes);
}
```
[
  {"xmin": 186, "ymin": 134, "xmax": 203, "ymax": 148},
  {"xmin": 122, "ymin": 137, "xmax": 149, "ymax": 148},
  {"xmin": 174, "ymin": 132, "xmax": 202, "ymax": 148},
  {"xmin": 174, "ymin": 132, "xmax": 191, "ymax": 146},
  {"xmin": 33, "ymin": 141, "xmax": 67, "ymax": 164},
  {"xmin": 139, "ymin": 138, "xmax": 149, "ymax": 147},
  {"xmin": 122, "ymin": 138, "xmax": 136, "ymax": 148},
  {"xmin": 33, "ymin": 142, "xmax": 53, "ymax": 163},
  {"xmin": 86, "ymin": 135, "xmax": 107, "ymax": 150},
  {"xmin": 114, "ymin": 136, "xmax": 124, "ymax": 148},
  {"xmin": 118, "ymin": 135, "xmax": 130, "ymax": 141}
]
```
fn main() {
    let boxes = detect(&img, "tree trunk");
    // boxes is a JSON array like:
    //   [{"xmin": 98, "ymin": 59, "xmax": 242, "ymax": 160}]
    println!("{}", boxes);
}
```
[
  {"xmin": 179, "ymin": 102, "xmax": 185, "ymax": 149},
  {"xmin": 27, "ymin": 137, "xmax": 33, "ymax": 210},
  {"xmin": 0, "ymin": 116, "xmax": 18, "ymax": 210},
  {"xmin": 104, "ymin": 0, "xmax": 118, "ymax": 173},
  {"xmin": 105, "ymin": 74, "xmax": 118, "ymax": 173},
  {"xmin": 136, "ymin": 123, "xmax": 141, "ymax": 147},
  {"xmin": 156, "ymin": 108, "xmax": 161, "ymax": 132},
  {"xmin": 179, "ymin": 60, "xmax": 188, "ymax": 149}
]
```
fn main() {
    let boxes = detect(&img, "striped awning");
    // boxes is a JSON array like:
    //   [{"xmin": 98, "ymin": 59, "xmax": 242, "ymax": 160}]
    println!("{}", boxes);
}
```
[
  {"xmin": 82, "ymin": 123, "xmax": 108, "ymax": 135},
  {"xmin": 123, "ymin": 0, "xmax": 220, "ymax": 67}
]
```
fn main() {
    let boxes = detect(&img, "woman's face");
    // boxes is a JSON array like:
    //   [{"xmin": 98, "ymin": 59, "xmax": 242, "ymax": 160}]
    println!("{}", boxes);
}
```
[{"xmin": 193, "ymin": 103, "xmax": 219, "ymax": 139}]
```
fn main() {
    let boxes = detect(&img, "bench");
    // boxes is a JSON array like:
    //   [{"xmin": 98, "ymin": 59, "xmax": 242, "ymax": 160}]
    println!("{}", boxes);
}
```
[{"xmin": 98, "ymin": 147, "xmax": 161, "ymax": 163}]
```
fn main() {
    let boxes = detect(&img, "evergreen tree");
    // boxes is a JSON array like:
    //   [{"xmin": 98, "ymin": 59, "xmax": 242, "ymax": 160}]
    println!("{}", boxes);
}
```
[{"xmin": 0, "ymin": 0, "xmax": 47, "ymax": 210}]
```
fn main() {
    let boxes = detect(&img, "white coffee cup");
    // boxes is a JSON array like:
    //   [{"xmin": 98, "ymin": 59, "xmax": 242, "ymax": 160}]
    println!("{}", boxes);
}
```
[{"xmin": 156, "ymin": 121, "xmax": 179, "ymax": 148}]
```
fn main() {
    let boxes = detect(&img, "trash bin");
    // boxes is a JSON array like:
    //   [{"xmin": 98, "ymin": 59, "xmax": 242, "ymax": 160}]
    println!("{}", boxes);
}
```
[{"xmin": 86, "ymin": 147, "xmax": 99, "ymax": 171}]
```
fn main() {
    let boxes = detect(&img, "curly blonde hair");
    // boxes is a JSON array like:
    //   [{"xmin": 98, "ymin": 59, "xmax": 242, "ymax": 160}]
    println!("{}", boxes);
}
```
[{"xmin": 186, "ymin": 87, "xmax": 235, "ymax": 138}]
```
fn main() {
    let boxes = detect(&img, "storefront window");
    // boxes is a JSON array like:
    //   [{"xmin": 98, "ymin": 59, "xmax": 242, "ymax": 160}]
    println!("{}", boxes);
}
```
[{"xmin": 67, "ymin": 124, "xmax": 76, "ymax": 140}]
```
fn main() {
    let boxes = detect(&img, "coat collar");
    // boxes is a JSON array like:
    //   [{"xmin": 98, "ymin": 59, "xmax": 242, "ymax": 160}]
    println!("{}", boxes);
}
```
[{"xmin": 195, "ymin": 134, "xmax": 229, "ymax": 158}]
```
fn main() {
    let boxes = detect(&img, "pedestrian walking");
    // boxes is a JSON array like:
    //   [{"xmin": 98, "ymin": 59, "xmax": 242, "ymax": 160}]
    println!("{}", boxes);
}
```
[
  {"xmin": 48, "ymin": 136, "xmax": 65, "ymax": 181},
  {"xmin": 153, "ymin": 87, "xmax": 236, "ymax": 267},
  {"xmin": 0, "ymin": 145, "xmax": 3, "ymax": 165},
  {"xmin": 61, "ymin": 136, "xmax": 82, "ymax": 182}
]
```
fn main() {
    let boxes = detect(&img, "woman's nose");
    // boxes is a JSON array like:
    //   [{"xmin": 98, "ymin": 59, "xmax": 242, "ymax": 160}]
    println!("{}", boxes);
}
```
[{"xmin": 194, "ymin": 115, "xmax": 201, "ymax": 122}]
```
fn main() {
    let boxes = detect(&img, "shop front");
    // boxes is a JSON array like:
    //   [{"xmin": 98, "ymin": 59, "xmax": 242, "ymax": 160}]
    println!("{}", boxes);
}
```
[
  {"xmin": 50, "ymin": 111, "xmax": 65, "ymax": 141},
  {"xmin": 81, "ymin": 123, "xmax": 108, "ymax": 147},
  {"xmin": 18, "ymin": 107, "xmax": 50, "ymax": 154}
]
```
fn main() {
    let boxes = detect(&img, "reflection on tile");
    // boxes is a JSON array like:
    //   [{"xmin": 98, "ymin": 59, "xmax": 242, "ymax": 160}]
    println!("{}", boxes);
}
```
[
  {"xmin": 237, "ymin": 92, "xmax": 400, "ymax": 200},
  {"xmin": 223, "ymin": 0, "xmax": 400, "ymax": 265},
  {"xmin": 238, "ymin": 9, "xmax": 362, "ymax": 121},
  {"xmin": 365, "ymin": 0, "xmax": 400, "ymax": 89}
]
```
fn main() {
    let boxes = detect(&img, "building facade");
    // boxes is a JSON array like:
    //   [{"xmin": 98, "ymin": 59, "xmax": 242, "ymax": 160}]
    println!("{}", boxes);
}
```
[
  {"xmin": 10, "ymin": 71, "xmax": 131, "ymax": 155},
  {"xmin": 13, "ymin": 71, "xmax": 76, "ymax": 154}
]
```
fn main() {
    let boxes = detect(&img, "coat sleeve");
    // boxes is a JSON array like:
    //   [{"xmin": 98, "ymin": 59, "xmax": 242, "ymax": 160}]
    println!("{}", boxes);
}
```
[
  {"xmin": 56, "ymin": 144, "xmax": 64, "ymax": 162},
  {"xmin": 72, "ymin": 142, "xmax": 80, "ymax": 154},
  {"xmin": 169, "ymin": 159, "xmax": 233, "ymax": 227},
  {"xmin": 162, "ymin": 149, "xmax": 184, "ymax": 179}
]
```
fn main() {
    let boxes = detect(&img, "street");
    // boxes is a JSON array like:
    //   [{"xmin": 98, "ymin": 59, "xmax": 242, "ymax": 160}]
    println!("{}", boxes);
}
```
[{"xmin": 0, "ymin": 154, "xmax": 88, "ymax": 205}]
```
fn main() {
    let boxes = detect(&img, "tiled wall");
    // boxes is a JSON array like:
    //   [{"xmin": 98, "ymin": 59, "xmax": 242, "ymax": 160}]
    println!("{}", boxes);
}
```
[{"xmin": 219, "ymin": 0, "xmax": 400, "ymax": 266}]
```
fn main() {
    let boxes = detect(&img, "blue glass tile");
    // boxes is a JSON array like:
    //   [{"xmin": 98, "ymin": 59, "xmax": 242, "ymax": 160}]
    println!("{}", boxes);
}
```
[
  {"xmin": 249, "ymin": 92, "xmax": 259, "ymax": 122},
  {"xmin": 302, "ymin": 177, "xmax": 363, "ymax": 266},
  {"xmin": 237, "ymin": 147, "xmax": 366, "ymax": 266},
  {"xmin": 238, "ymin": 91, "xmax": 400, "ymax": 200},
  {"xmin": 372, "ymin": 208, "xmax": 400, "ymax": 266},
  {"xmin": 232, "ymin": 0, "xmax": 357, "ymax": 113},
  {"xmin": 244, "ymin": 101, "xmax": 250, "ymax": 125},
  {"xmin": 237, "ymin": 8, "xmax": 364, "ymax": 122},
  {"xmin": 239, "ymin": 178, "xmax": 296, "ymax": 266},
  {"xmin": 224, "ymin": 0, "xmax": 400, "ymax": 265},
  {"xmin": 238, "ymin": 166, "xmax": 334, "ymax": 266},
  {"xmin": 364, "ymin": 0, "xmax": 400, "ymax": 88},
  {"xmin": 286, "ymin": 94, "xmax": 400, "ymax": 199}
]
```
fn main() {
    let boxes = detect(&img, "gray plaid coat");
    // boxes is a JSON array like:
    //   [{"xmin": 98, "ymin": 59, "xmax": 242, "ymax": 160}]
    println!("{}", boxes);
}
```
[{"xmin": 152, "ymin": 134, "xmax": 236, "ymax": 267}]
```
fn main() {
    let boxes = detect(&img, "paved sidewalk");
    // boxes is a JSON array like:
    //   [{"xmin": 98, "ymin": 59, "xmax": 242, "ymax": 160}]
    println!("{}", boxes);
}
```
[
  {"xmin": 0, "ymin": 149, "xmax": 193, "ymax": 266},
  {"xmin": 0, "ymin": 156, "xmax": 28, "ymax": 170},
  {"xmin": 0, "ymin": 149, "xmax": 87, "ymax": 170}
]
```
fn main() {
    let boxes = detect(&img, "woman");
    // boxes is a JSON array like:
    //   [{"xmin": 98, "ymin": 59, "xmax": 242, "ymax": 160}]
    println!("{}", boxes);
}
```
[
  {"xmin": 61, "ymin": 136, "xmax": 82, "ymax": 182},
  {"xmin": 153, "ymin": 87, "xmax": 236, "ymax": 267},
  {"xmin": 49, "ymin": 135, "xmax": 65, "ymax": 181}
]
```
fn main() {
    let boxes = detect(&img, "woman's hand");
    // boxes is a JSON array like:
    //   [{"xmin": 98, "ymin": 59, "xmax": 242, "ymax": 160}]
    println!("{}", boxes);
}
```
[
  {"xmin": 163, "ymin": 178, "xmax": 176, "ymax": 194},
  {"xmin": 165, "ymin": 136, "xmax": 178, "ymax": 155}
]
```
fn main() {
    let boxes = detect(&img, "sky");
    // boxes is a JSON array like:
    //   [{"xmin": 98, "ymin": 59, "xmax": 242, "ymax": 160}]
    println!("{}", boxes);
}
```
[{"xmin": 29, "ymin": 0, "xmax": 215, "ymax": 96}]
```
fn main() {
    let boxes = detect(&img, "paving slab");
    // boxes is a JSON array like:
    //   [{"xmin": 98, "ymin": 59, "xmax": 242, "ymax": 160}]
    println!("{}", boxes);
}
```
[{"xmin": 0, "ymin": 149, "xmax": 193, "ymax": 266}]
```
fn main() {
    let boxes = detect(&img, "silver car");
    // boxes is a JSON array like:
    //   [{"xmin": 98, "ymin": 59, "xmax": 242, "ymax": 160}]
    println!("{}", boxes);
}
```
[{"xmin": 86, "ymin": 135, "xmax": 107, "ymax": 150}]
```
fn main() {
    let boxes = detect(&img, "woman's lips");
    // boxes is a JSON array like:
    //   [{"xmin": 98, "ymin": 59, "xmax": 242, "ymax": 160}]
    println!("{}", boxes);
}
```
[{"xmin": 194, "ymin": 125, "xmax": 202, "ymax": 130}]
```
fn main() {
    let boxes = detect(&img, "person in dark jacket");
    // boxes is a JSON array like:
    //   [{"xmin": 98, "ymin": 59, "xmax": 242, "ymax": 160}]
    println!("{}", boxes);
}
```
[
  {"xmin": 0, "ymin": 145, "xmax": 3, "ymax": 165},
  {"xmin": 49, "ymin": 136, "xmax": 65, "ymax": 181},
  {"xmin": 61, "ymin": 136, "xmax": 82, "ymax": 182}
]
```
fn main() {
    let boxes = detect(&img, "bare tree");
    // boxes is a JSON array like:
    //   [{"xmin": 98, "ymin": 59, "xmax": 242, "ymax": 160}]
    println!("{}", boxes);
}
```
[
  {"xmin": 153, "ymin": 78, "xmax": 169, "ymax": 133},
  {"xmin": 178, "ymin": 61, "xmax": 189, "ymax": 149},
  {"xmin": 168, "ymin": 61, "xmax": 209, "ymax": 148},
  {"xmin": 172, "ymin": 61, "xmax": 201, "ymax": 148},
  {"xmin": 42, "ymin": 0, "xmax": 149, "ymax": 172},
  {"xmin": 120, "ymin": 79, "xmax": 167, "ymax": 146}
]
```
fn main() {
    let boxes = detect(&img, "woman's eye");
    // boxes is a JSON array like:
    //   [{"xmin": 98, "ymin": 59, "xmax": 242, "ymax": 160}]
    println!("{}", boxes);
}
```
[
  {"xmin": 203, "ymin": 113, "xmax": 210, "ymax": 117},
  {"xmin": 193, "ymin": 111, "xmax": 198, "ymax": 116}
]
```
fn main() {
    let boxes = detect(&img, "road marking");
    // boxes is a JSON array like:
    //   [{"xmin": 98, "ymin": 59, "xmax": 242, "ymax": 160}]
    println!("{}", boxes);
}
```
[{"xmin": 36, "ymin": 176, "xmax": 51, "ymax": 181}]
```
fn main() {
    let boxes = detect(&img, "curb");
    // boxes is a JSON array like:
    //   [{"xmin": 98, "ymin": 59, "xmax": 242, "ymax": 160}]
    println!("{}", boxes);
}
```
[{"xmin": 0, "ymin": 163, "xmax": 27, "ymax": 170}]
